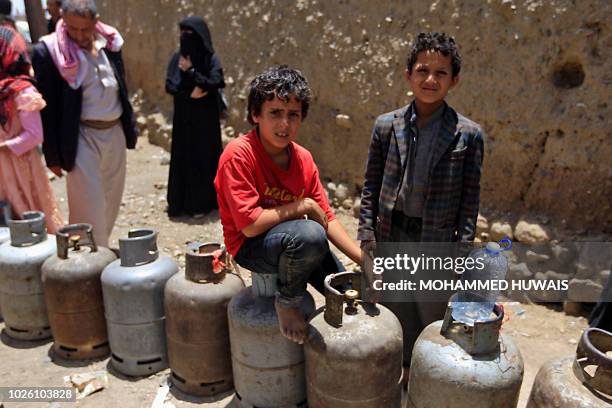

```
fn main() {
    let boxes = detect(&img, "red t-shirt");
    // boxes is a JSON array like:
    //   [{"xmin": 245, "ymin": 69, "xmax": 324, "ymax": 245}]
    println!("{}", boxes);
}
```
[{"xmin": 214, "ymin": 128, "xmax": 335, "ymax": 256}]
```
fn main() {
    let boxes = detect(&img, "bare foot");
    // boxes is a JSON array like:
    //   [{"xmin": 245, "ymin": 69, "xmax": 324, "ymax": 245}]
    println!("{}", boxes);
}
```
[{"xmin": 274, "ymin": 300, "xmax": 307, "ymax": 344}]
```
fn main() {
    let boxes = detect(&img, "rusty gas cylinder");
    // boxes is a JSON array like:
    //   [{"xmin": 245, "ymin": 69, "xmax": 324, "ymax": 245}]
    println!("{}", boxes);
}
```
[
  {"xmin": 305, "ymin": 271, "xmax": 403, "ymax": 408},
  {"xmin": 42, "ymin": 224, "xmax": 116, "ymax": 359},
  {"xmin": 527, "ymin": 327, "xmax": 612, "ymax": 407},
  {"xmin": 407, "ymin": 296, "xmax": 524, "ymax": 408},
  {"xmin": 0, "ymin": 211, "xmax": 55, "ymax": 340},
  {"xmin": 228, "ymin": 272, "xmax": 315, "ymax": 407},
  {"xmin": 165, "ymin": 242, "xmax": 244, "ymax": 396}
]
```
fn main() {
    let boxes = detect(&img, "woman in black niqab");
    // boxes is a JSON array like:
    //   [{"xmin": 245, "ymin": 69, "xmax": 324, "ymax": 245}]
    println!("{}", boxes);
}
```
[{"xmin": 165, "ymin": 16, "xmax": 225, "ymax": 217}]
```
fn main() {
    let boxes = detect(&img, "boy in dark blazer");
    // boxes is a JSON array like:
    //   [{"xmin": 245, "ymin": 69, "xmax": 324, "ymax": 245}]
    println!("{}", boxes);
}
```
[{"xmin": 358, "ymin": 32, "xmax": 485, "ymax": 372}]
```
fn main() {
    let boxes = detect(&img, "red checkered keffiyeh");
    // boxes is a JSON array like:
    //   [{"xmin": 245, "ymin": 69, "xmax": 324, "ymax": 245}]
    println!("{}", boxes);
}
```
[{"xmin": 0, "ymin": 26, "xmax": 33, "ymax": 128}]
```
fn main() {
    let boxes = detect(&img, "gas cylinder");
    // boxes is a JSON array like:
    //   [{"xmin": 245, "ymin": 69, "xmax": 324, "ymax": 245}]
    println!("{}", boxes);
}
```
[
  {"xmin": 527, "ymin": 327, "xmax": 611, "ymax": 407},
  {"xmin": 0, "ymin": 211, "xmax": 56, "ymax": 340},
  {"xmin": 228, "ymin": 272, "xmax": 315, "ymax": 407},
  {"xmin": 101, "ymin": 229, "xmax": 178, "ymax": 376},
  {"xmin": 0, "ymin": 200, "xmax": 11, "ymax": 321},
  {"xmin": 165, "ymin": 242, "xmax": 244, "ymax": 396},
  {"xmin": 0, "ymin": 200, "xmax": 10, "ymax": 245},
  {"xmin": 41, "ymin": 224, "xmax": 116, "ymax": 359},
  {"xmin": 305, "ymin": 271, "xmax": 403, "ymax": 408},
  {"xmin": 407, "ymin": 298, "xmax": 524, "ymax": 408}
]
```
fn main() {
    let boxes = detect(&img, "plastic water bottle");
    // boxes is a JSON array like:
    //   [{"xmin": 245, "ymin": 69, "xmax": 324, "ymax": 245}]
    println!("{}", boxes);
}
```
[{"xmin": 451, "ymin": 240, "xmax": 510, "ymax": 325}]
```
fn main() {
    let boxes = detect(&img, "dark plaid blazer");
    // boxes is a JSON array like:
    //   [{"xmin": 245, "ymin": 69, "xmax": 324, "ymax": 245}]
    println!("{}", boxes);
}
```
[{"xmin": 358, "ymin": 102, "xmax": 484, "ymax": 243}]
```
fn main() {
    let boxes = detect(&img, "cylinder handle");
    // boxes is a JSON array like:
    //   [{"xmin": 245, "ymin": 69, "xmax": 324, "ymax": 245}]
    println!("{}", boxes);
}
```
[
  {"xmin": 119, "ymin": 229, "xmax": 159, "ymax": 266},
  {"xmin": 8, "ymin": 211, "xmax": 47, "ymax": 247},
  {"xmin": 323, "ymin": 271, "xmax": 362, "ymax": 327},
  {"xmin": 56, "ymin": 223, "xmax": 98, "ymax": 259},
  {"xmin": 572, "ymin": 328, "xmax": 612, "ymax": 395},
  {"xmin": 185, "ymin": 242, "xmax": 227, "ymax": 282},
  {"xmin": 441, "ymin": 294, "xmax": 504, "ymax": 355}
]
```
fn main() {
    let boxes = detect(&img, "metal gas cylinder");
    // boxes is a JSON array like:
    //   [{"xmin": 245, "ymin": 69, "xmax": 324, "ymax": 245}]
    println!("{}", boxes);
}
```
[
  {"xmin": 101, "ymin": 229, "xmax": 178, "ymax": 376},
  {"xmin": 0, "ymin": 211, "xmax": 56, "ymax": 340},
  {"xmin": 165, "ymin": 242, "xmax": 244, "ymax": 396},
  {"xmin": 0, "ymin": 200, "xmax": 10, "ymax": 245},
  {"xmin": 407, "ymin": 298, "xmax": 524, "ymax": 408},
  {"xmin": 305, "ymin": 271, "xmax": 403, "ymax": 408},
  {"xmin": 0, "ymin": 201, "xmax": 11, "ymax": 321},
  {"xmin": 527, "ymin": 327, "xmax": 612, "ymax": 407},
  {"xmin": 41, "ymin": 224, "xmax": 116, "ymax": 359},
  {"xmin": 228, "ymin": 272, "xmax": 315, "ymax": 407}
]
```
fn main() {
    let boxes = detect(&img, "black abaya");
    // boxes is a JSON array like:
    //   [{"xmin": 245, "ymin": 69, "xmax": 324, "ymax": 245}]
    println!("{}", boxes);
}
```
[{"xmin": 165, "ymin": 17, "xmax": 225, "ymax": 217}]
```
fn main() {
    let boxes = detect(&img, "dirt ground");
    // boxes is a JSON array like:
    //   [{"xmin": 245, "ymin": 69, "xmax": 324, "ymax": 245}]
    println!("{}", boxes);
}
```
[{"xmin": 0, "ymin": 137, "xmax": 590, "ymax": 407}]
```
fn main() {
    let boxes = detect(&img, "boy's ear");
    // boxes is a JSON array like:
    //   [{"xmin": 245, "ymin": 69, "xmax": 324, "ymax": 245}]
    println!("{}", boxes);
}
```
[
  {"xmin": 251, "ymin": 112, "xmax": 259, "ymax": 124},
  {"xmin": 404, "ymin": 68, "xmax": 411, "ymax": 82},
  {"xmin": 451, "ymin": 74, "xmax": 460, "ymax": 88}
]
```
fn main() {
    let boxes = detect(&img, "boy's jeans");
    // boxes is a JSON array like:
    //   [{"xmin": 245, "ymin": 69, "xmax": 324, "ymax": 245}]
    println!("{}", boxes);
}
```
[{"xmin": 235, "ymin": 219, "xmax": 344, "ymax": 308}]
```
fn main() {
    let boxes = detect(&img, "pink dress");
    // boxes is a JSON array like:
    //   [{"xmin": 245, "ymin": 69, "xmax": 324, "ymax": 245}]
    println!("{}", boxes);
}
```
[{"xmin": 0, "ymin": 86, "xmax": 64, "ymax": 233}]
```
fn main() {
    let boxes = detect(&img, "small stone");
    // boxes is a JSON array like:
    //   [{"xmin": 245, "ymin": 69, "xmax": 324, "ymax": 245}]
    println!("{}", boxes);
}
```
[
  {"xmin": 563, "ymin": 301, "xmax": 583, "ymax": 316},
  {"xmin": 525, "ymin": 250, "xmax": 550, "ymax": 263},
  {"xmin": 335, "ymin": 114, "xmax": 352, "ymax": 129},
  {"xmin": 507, "ymin": 262, "xmax": 532, "ymax": 280},
  {"xmin": 334, "ymin": 183, "xmax": 349, "ymax": 201},
  {"xmin": 476, "ymin": 214, "xmax": 489, "ymax": 235},
  {"xmin": 568, "ymin": 278, "xmax": 603, "ymax": 302},
  {"xmin": 599, "ymin": 269, "xmax": 610, "ymax": 285},
  {"xmin": 514, "ymin": 220, "xmax": 549, "ymax": 244},
  {"xmin": 160, "ymin": 154, "xmax": 171, "ymax": 166},
  {"xmin": 342, "ymin": 198, "xmax": 353, "ymax": 210},
  {"xmin": 489, "ymin": 222, "xmax": 513, "ymax": 241}
]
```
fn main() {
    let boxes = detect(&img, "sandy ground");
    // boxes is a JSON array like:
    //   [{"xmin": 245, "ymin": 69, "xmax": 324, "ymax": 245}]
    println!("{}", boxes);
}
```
[{"xmin": 0, "ymin": 137, "xmax": 589, "ymax": 407}]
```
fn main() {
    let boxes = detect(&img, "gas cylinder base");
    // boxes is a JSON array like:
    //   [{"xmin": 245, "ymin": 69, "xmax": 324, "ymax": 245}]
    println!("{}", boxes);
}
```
[
  {"xmin": 171, "ymin": 372, "xmax": 233, "ymax": 397},
  {"xmin": 110, "ymin": 353, "xmax": 168, "ymax": 377},
  {"xmin": 5, "ymin": 325, "xmax": 51, "ymax": 341},
  {"xmin": 234, "ymin": 391, "xmax": 307, "ymax": 408},
  {"xmin": 53, "ymin": 341, "xmax": 110, "ymax": 360}
]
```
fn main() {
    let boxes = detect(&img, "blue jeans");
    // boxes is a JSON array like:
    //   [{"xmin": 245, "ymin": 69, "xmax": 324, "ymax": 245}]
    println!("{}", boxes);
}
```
[{"xmin": 235, "ymin": 219, "xmax": 344, "ymax": 308}]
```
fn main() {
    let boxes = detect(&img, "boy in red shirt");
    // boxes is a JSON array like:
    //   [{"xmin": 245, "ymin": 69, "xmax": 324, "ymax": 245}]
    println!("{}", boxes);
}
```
[{"xmin": 215, "ymin": 65, "xmax": 362, "ymax": 344}]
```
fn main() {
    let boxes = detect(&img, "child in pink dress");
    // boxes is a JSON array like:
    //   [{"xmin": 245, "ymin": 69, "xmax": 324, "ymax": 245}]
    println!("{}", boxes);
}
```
[{"xmin": 0, "ymin": 26, "xmax": 63, "ymax": 233}]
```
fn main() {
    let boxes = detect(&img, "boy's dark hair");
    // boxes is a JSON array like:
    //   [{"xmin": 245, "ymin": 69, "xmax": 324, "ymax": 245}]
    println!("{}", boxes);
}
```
[
  {"xmin": 247, "ymin": 65, "xmax": 311, "ymax": 125},
  {"xmin": 407, "ymin": 32, "xmax": 462, "ymax": 77}
]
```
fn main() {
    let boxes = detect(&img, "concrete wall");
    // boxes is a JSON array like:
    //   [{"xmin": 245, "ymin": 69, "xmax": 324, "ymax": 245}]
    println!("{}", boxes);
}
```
[{"xmin": 98, "ymin": 0, "xmax": 611, "ymax": 232}]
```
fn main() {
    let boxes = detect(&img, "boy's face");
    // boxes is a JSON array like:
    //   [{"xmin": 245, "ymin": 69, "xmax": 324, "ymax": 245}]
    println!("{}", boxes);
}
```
[
  {"xmin": 252, "ymin": 95, "xmax": 303, "ymax": 153},
  {"xmin": 406, "ymin": 50, "xmax": 459, "ymax": 106}
]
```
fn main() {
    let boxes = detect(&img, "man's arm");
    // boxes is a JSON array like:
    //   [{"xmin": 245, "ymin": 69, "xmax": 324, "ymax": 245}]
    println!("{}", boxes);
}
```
[
  {"xmin": 456, "ymin": 129, "xmax": 484, "ymax": 242},
  {"xmin": 31, "ymin": 43, "xmax": 62, "ymax": 170},
  {"xmin": 358, "ymin": 121, "xmax": 385, "ymax": 241}
]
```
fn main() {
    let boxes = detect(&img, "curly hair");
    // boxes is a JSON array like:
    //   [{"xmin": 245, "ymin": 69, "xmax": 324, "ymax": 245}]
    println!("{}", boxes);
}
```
[
  {"xmin": 407, "ymin": 32, "xmax": 462, "ymax": 77},
  {"xmin": 247, "ymin": 65, "xmax": 311, "ymax": 125}
]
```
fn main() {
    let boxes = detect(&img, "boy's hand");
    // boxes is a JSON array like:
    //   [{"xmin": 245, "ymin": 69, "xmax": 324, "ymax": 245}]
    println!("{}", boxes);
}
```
[
  {"xmin": 303, "ymin": 198, "xmax": 328, "ymax": 230},
  {"xmin": 361, "ymin": 240, "xmax": 382, "ymax": 304}
]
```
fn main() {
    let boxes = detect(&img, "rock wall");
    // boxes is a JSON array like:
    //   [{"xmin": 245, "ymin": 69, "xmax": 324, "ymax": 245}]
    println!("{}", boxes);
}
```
[{"xmin": 99, "ymin": 0, "xmax": 611, "ymax": 233}]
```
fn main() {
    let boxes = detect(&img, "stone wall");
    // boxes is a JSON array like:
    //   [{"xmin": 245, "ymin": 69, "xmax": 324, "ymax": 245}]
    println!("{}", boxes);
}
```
[{"xmin": 99, "ymin": 0, "xmax": 611, "ymax": 233}]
